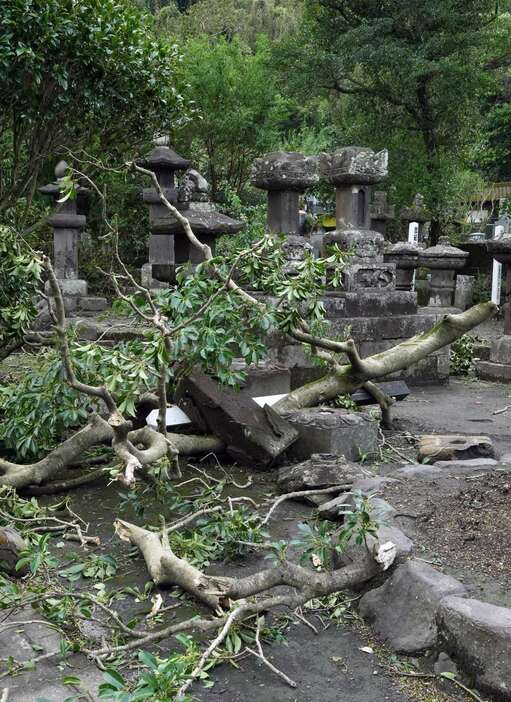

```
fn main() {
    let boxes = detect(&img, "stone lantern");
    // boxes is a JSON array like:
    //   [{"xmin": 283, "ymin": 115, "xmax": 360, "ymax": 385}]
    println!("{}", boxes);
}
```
[
  {"xmin": 476, "ymin": 236, "xmax": 511, "ymax": 381},
  {"xmin": 39, "ymin": 161, "xmax": 105, "ymax": 311},
  {"xmin": 370, "ymin": 191, "xmax": 395, "ymax": 237},
  {"xmin": 419, "ymin": 237, "xmax": 468, "ymax": 307},
  {"xmin": 384, "ymin": 241, "xmax": 420, "ymax": 292},
  {"xmin": 139, "ymin": 143, "xmax": 191, "ymax": 287},
  {"xmin": 143, "ymin": 166, "xmax": 245, "ymax": 283},
  {"xmin": 251, "ymin": 152, "xmax": 317, "ymax": 274},
  {"xmin": 320, "ymin": 147, "xmax": 396, "ymax": 291}
]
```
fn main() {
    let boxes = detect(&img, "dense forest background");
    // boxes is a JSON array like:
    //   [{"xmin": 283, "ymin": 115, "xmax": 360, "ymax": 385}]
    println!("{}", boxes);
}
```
[{"xmin": 2, "ymin": 0, "xmax": 511, "ymax": 288}]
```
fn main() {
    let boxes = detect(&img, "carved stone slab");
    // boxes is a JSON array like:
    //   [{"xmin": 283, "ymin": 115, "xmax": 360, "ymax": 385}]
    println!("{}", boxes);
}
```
[{"xmin": 176, "ymin": 368, "xmax": 298, "ymax": 468}]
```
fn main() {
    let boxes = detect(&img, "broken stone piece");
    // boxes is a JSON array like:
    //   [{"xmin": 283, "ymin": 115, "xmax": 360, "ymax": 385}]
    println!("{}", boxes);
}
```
[
  {"xmin": 175, "ymin": 368, "xmax": 298, "ymax": 468},
  {"xmin": 0, "ymin": 527, "xmax": 29, "ymax": 577},
  {"xmin": 277, "ymin": 453, "xmax": 360, "ymax": 493},
  {"xmin": 284, "ymin": 407, "xmax": 379, "ymax": 462},
  {"xmin": 359, "ymin": 560, "xmax": 467, "ymax": 653},
  {"xmin": 318, "ymin": 491, "xmax": 356, "ymax": 520},
  {"xmin": 418, "ymin": 434, "xmax": 495, "ymax": 463},
  {"xmin": 438, "ymin": 596, "xmax": 511, "ymax": 700}
]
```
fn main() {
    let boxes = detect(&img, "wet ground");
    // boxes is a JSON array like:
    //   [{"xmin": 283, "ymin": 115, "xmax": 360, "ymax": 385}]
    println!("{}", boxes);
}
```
[{"xmin": 3, "ymin": 377, "xmax": 510, "ymax": 701}]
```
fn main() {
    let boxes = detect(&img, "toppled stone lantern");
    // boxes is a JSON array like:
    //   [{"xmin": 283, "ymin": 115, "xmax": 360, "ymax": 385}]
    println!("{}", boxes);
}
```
[
  {"xmin": 39, "ymin": 161, "xmax": 106, "ymax": 312},
  {"xmin": 370, "ymin": 191, "xmax": 395, "ymax": 236},
  {"xmin": 384, "ymin": 241, "xmax": 420, "ymax": 292},
  {"xmin": 139, "ymin": 142, "xmax": 191, "ymax": 287},
  {"xmin": 476, "ymin": 236, "xmax": 511, "ymax": 382},
  {"xmin": 251, "ymin": 152, "xmax": 317, "ymax": 274},
  {"xmin": 419, "ymin": 237, "xmax": 468, "ymax": 307}
]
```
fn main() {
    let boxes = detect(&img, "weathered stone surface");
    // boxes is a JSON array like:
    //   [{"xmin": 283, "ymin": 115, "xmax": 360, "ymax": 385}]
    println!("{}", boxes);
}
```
[
  {"xmin": 318, "ymin": 491, "xmax": 356, "ymax": 520},
  {"xmin": 434, "ymin": 652, "xmax": 458, "ymax": 676},
  {"xmin": 438, "ymin": 596, "xmax": 511, "ymax": 700},
  {"xmin": 359, "ymin": 560, "xmax": 467, "ymax": 653},
  {"xmin": 251, "ymin": 151, "xmax": 319, "ymax": 191},
  {"xmin": 284, "ymin": 407, "xmax": 379, "ymax": 462},
  {"xmin": 323, "ymin": 229, "xmax": 385, "ymax": 262},
  {"xmin": 323, "ymin": 291, "xmax": 418, "ymax": 317},
  {"xmin": 176, "ymin": 368, "xmax": 298, "ymax": 467},
  {"xmin": 418, "ymin": 434, "xmax": 495, "ymax": 462},
  {"xmin": 342, "ymin": 263, "xmax": 396, "ymax": 291},
  {"xmin": 490, "ymin": 335, "xmax": 511, "ymax": 364},
  {"xmin": 433, "ymin": 458, "xmax": 498, "ymax": 468},
  {"xmin": 454, "ymin": 275, "xmax": 475, "ymax": 310},
  {"xmin": 79, "ymin": 296, "xmax": 108, "ymax": 312},
  {"xmin": 0, "ymin": 527, "xmax": 28, "ymax": 576},
  {"xmin": 476, "ymin": 360, "xmax": 511, "ymax": 383},
  {"xmin": 320, "ymin": 147, "xmax": 388, "ymax": 185},
  {"xmin": 351, "ymin": 476, "xmax": 399, "ymax": 494},
  {"xmin": 235, "ymin": 363, "xmax": 291, "ymax": 398},
  {"xmin": 277, "ymin": 454, "xmax": 359, "ymax": 493}
]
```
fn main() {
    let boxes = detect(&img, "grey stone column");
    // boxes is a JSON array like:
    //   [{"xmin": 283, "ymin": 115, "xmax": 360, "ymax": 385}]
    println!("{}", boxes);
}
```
[
  {"xmin": 251, "ymin": 152, "xmax": 317, "ymax": 274},
  {"xmin": 138, "ymin": 142, "xmax": 190, "ymax": 288},
  {"xmin": 420, "ymin": 237, "xmax": 468, "ymax": 307},
  {"xmin": 320, "ymin": 147, "xmax": 388, "ymax": 234}
]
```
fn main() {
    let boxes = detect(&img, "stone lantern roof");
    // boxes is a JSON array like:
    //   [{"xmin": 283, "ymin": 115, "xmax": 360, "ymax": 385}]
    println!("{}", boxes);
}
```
[
  {"xmin": 137, "ymin": 146, "xmax": 191, "ymax": 171},
  {"xmin": 251, "ymin": 151, "xmax": 319, "ymax": 191},
  {"xmin": 419, "ymin": 237, "xmax": 468, "ymax": 270},
  {"xmin": 319, "ymin": 147, "xmax": 388, "ymax": 185}
]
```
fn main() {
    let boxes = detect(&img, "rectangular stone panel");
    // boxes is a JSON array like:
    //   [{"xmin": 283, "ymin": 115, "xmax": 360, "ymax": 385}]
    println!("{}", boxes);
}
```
[
  {"xmin": 176, "ymin": 368, "xmax": 298, "ymax": 467},
  {"xmin": 342, "ymin": 263, "xmax": 396, "ymax": 291}
]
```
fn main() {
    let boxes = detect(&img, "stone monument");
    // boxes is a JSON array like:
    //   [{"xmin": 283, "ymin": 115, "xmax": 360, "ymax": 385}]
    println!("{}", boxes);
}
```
[
  {"xmin": 39, "ymin": 161, "xmax": 107, "ymax": 313},
  {"xmin": 419, "ymin": 237, "xmax": 469, "ymax": 307},
  {"xmin": 251, "ymin": 152, "xmax": 317, "ymax": 275}
]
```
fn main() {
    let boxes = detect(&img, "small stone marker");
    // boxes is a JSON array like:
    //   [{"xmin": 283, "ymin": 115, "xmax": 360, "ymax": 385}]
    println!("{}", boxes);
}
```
[
  {"xmin": 176, "ymin": 368, "xmax": 298, "ymax": 468},
  {"xmin": 418, "ymin": 434, "xmax": 495, "ymax": 463}
]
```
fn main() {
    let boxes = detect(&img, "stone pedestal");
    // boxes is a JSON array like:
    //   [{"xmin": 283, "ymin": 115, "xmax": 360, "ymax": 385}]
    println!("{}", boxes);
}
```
[
  {"xmin": 39, "ymin": 161, "xmax": 106, "ymax": 313},
  {"xmin": 251, "ymin": 151, "xmax": 317, "ymax": 274},
  {"xmin": 384, "ymin": 241, "xmax": 420, "ymax": 291},
  {"xmin": 420, "ymin": 237, "xmax": 468, "ymax": 307}
]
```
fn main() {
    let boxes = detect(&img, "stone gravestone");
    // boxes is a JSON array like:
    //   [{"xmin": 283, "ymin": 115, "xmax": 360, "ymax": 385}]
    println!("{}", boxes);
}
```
[{"xmin": 419, "ymin": 237, "xmax": 469, "ymax": 308}]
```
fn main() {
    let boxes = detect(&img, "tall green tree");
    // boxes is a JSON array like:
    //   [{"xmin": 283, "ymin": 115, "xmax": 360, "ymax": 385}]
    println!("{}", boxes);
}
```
[
  {"xmin": 281, "ymin": 0, "xmax": 507, "ymax": 241},
  {"xmin": 0, "ymin": 0, "xmax": 186, "ymax": 220},
  {"xmin": 174, "ymin": 36, "xmax": 289, "ymax": 198}
]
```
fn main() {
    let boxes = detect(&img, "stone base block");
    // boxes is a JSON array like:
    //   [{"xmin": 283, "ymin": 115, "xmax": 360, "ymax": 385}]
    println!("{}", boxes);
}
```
[
  {"xmin": 283, "ymin": 407, "xmax": 379, "ymax": 462},
  {"xmin": 323, "ymin": 291, "xmax": 418, "ymax": 317},
  {"xmin": 490, "ymin": 335, "xmax": 511, "ymax": 364},
  {"xmin": 342, "ymin": 263, "xmax": 396, "ymax": 291},
  {"xmin": 476, "ymin": 360, "xmax": 511, "ymax": 383},
  {"xmin": 45, "ymin": 278, "xmax": 88, "ymax": 297},
  {"xmin": 79, "ymin": 296, "xmax": 108, "ymax": 312}
]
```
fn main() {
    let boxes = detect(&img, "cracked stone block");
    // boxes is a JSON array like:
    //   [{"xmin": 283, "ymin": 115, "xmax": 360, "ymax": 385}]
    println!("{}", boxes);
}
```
[
  {"xmin": 359, "ymin": 560, "xmax": 467, "ymax": 653},
  {"xmin": 176, "ymin": 368, "xmax": 298, "ymax": 468},
  {"xmin": 277, "ymin": 454, "xmax": 360, "ymax": 493},
  {"xmin": 0, "ymin": 527, "xmax": 28, "ymax": 576},
  {"xmin": 284, "ymin": 407, "xmax": 379, "ymax": 462},
  {"xmin": 418, "ymin": 434, "xmax": 495, "ymax": 463},
  {"xmin": 438, "ymin": 597, "xmax": 511, "ymax": 700}
]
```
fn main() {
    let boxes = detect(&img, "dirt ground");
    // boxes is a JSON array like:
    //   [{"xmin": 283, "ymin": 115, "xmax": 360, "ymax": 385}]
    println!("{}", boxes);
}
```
[{"xmin": 3, "ymin": 377, "xmax": 511, "ymax": 702}]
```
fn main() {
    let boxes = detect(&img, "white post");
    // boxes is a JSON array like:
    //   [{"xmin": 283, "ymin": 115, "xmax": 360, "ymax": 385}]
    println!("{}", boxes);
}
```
[
  {"xmin": 408, "ymin": 221, "xmax": 419, "ymax": 245},
  {"xmin": 408, "ymin": 222, "xmax": 419, "ymax": 289},
  {"xmin": 491, "ymin": 225, "xmax": 504, "ymax": 305}
]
